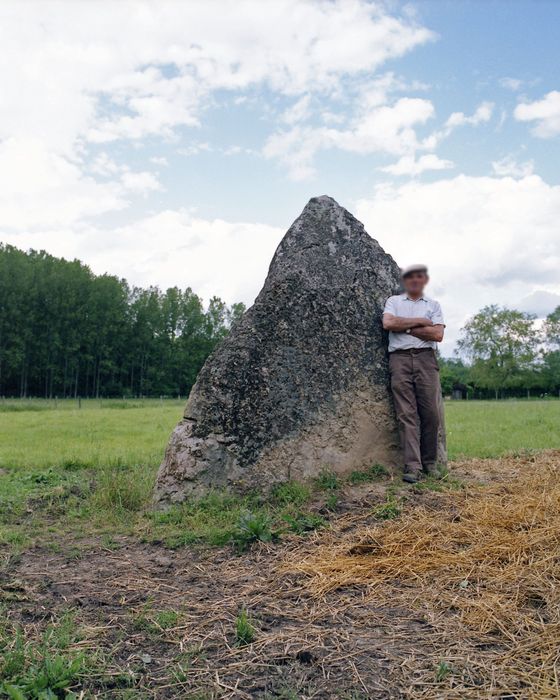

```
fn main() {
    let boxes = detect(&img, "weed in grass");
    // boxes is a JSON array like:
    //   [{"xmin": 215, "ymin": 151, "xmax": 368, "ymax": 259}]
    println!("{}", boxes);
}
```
[
  {"xmin": 7, "ymin": 653, "xmax": 86, "ymax": 698},
  {"xmin": 154, "ymin": 610, "xmax": 179, "ymax": 630},
  {"xmin": 149, "ymin": 491, "xmax": 259, "ymax": 548},
  {"xmin": 435, "ymin": 661, "xmax": 453, "ymax": 682},
  {"xmin": 93, "ymin": 460, "xmax": 152, "ymax": 514},
  {"xmin": 0, "ymin": 610, "xmax": 86, "ymax": 698},
  {"xmin": 234, "ymin": 609, "xmax": 255, "ymax": 646},
  {"xmin": 415, "ymin": 468, "xmax": 463, "ymax": 493},
  {"xmin": 23, "ymin": 469, "xmax": 61, "ymax": 486},
  {"xmin": 282, "ymin": 510, "xmax": 325, "ymax": 535},
  {"xmin": 372, "ymin": 496, "xmax": 401, "ymax": 520},
  {"xmin": 348, "ymin": 463, "xmax": 387, "ymax": 484},
  {"xmin": 180, "ymin": 644, "xmax": 206, "ymax": 664},
  {"xmin": 0, "ymin": 628, "xmax": 26, "ymax": 679},
  {"xmin": 232, "ymin": 511, "xmax": 273, "ymax": 550},
  {"xmin": 271, "ymin": 481, "xmax": 311, "ymax": 506},
  {"xmin": 112, "ymin": 691, "xmax": 150, "ymax": 700},
  {"xmin": 64, "ymin": 547, "xmax": 83, "ymax": 561},
  {"xmin": 0, "ymin": 403, "xmax": 51, "ymax": 413},
  {"xmin": 131, "ymin": 608, "xmax": 160, "ymax": 636},
  {"xmin": 171, "ymin": 662, "xmax": 190, "ymax": 684},
  {"xmin": 325, "ymin": 493, "xmax": 338, "ymax": 511},
  {"xmin": 0, "ymin": 531, "xmax": 30, "ymax": 550},
  {"xmin": 101, "ymin": 535, "xmax": 121, "ymax": 550},
  {"xmin": 41, "ymin": 611, "xmax": 78, "ymax": 651},
  {"xmin": 264, "ymin": 686, "xmax": 300, "ymax": 700},
  {"xmin": 60, "ymin": 458, "xmax": 91, "ymax": 472},
  {"xmin": 315, "ymin": 469, "xmax": 339, "ymax": 491}
]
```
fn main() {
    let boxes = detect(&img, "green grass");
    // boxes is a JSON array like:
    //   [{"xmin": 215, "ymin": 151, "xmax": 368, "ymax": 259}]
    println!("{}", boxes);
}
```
[
  {"xmin": 348, "ymin": 463, "xmax": 387, "ymax": 483},
  {"xmin": 0, "ymin": 398, "xmax": 183, "ymax": 471},
  {"xmin": 435, "ymin": 660, "xmax": 453, "ymax": 683},
  {"xmin": 0, "ymin": 399, "xmax": 331, "ymax": 553},
  {"xmin": 0, "ymin": 398, "xmax": 558, "ymax": 555},
  {"xmin": 445, "ymin": 399, "xmax": 560, "ymax": 459},
  {"xmin": 0, "ymin": 609, "xmax": 88, "ymax": 698},
  {"xmin": 314, "ymin": 468, "xmax": 339, "ymax": 491},
  {"xmin": 371, "ymin": 495, "xmax": 401, "ymax": 520},
  {"xmin": 234, "ymin": 609, "xmax": 255, "ymax": 646}
]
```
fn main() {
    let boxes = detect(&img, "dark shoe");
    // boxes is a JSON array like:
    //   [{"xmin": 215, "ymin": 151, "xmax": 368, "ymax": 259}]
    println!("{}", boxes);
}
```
[
  {"xmin": 423, "ymin": 464, "xmax": 443, "ymax": 479},
  {"xmin": 403, "ymin": 471, "xmax": 421, "ymax": 484}
]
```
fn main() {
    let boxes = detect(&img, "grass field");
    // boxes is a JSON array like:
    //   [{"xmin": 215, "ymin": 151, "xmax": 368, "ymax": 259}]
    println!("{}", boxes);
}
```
[
  {"xmin": 0, "ymin": 398, "xmax": 183, "ymax": 471},
  {"xmin": 2, "ymin": 397, "xmax": 559, "ymax": 470},
  {"xmin": 0, "ymin": 398, "xmax": 559, "ymax": 553},
  {"xmin": 0, "ymin": 399, "xmax": 559, "ymax": 698},
  {"xmin": 444, "ymin": 399, "xmax": 560, "ymax": 458}
]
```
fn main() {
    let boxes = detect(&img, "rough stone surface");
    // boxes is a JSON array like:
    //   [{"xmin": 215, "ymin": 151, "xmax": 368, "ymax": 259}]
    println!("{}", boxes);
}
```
[{"xmin": 155, "ymin": 196, "xmax": 442, "ymax": 504}]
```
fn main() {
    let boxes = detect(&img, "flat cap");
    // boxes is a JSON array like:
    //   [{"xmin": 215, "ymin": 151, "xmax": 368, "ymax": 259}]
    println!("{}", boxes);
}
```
[{"xmin": 401, "ymin": 263, "xmax": 428, "ymax": 278}]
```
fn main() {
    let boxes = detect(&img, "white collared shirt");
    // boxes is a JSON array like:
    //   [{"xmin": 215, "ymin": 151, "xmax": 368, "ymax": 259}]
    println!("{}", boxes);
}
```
[{"xmin": 383, "ymin": 294, "xmax": 445, "ymax": 352}]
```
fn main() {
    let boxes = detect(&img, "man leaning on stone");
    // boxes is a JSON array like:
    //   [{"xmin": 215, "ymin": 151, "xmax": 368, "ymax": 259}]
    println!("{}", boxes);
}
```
[{"xmin": 382, "ymin": 264, "xmax": 445, "ymax": 484}]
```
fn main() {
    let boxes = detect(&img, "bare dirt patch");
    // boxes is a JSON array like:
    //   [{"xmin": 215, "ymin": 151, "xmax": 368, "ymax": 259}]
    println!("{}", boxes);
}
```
[{"xmin": 2, "ymin": 452, "xmax": 558, "ymax": 699}]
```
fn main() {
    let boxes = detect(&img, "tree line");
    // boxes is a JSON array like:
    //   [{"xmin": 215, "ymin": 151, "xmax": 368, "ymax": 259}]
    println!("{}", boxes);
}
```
[
  {"xmin": 2, "ymin": 244, "xmax": 559, "ymax": 400},
  {"xmin": 0, "ymin": 244, "xmax": 245, "ymax": 398},
  {"xmin": 441, "ymin": 305, "xmax": 560, "ymax": 399}
]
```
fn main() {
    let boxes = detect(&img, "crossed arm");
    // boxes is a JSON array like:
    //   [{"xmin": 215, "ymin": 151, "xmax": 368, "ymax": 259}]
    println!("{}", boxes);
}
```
[{"xmin": 382, "ymin": 314, "xmax": 445, "ymax": 343}]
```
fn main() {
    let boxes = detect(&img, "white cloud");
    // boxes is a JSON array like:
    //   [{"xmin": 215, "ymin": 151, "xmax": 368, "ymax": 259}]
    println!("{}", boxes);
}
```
[
  {"xmin": 90, "ymin": 153, "xmax": 122, "ymax": 177},
  {"xmin": 0, "ymin": 138, "xmax": 165, "ymax": 230},
  {"xmin": 178, "ymin": 142, "xmax": 212, "ymax": 156},
  {"xmin": 0, "ymin": 0, "xmax": 434, "ymax": 150},
  {"xmin": 500, "ymin": 77, "xmax": 524, "ymax": 92},
  {"xmin": 405, "ymin": 101, "xmax": 496, "ymax": 157},
  {"xmin": 266, "ymin": 95, "xmax": 496, "ymax": 181},
  {"xmin": 0, "ymin": 0, "xmax": 435, "ymax": 229},
  {"xmin": 491, "ymin": 156, "xmax": 534, "ymax": 178},
  {"xmin": 355, "ymin": 174, "xmax": 560, "ymax": 351},
  {"xmin": 380, "ymin": 154, "xmax": 454, "ymax": 176},
  {"xmin": 517, "ymin": 290, "xmax": 560, "ymax": 318},
  {"xmin": 1, "ymin": 211, "xmax": 284, "ymax": 305},
  {"xmin": 444, "ymin": 101, "xmax": 494, "ymax": 130},
  {"xmin": 149, "ymin": 156, "xmax": 169, "ymax": 167},
  {"xmin": 0, "ymin": 138, "xmax": 126, "ymax": 230},
  {"xmin": 514, "ymin": 91, "xmax": 560, "ymax": 137},
  {"xmin": 282, "ymin": 95, "xmax": 312, "ymax": 125},
  {"xmin": 265, "ymin": 97, "xmax": 435, "ymax": 179},
  {"xmin": 120, "ymin": 170, "xmax": 162, "ymax": 195}
]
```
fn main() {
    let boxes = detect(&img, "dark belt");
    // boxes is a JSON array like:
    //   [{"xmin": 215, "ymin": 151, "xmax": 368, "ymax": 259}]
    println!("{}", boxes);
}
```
[{"xmin": 391, "ymin": 347, "xmax": 434, "ymax": 355}]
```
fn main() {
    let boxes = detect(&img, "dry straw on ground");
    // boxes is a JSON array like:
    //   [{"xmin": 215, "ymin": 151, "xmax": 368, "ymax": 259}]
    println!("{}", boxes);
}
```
[
  {"xmin": 7, "ymin": 452, "xmax": 560, "ymax": 698},
  {"xmin": 287, "ymin": 451, "xmax": 560, "ymax": 698}
]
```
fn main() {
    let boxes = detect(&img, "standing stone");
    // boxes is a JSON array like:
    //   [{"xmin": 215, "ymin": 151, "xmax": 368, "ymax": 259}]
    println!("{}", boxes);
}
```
[{"xmin": 154, "ymin": 196, "xmax": 443, "ymax": 504}]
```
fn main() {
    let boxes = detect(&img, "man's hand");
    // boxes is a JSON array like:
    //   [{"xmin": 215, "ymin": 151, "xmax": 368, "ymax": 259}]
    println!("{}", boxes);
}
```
[
  {"xmin": 410, "ymin": 325, "xmax": 445, "ymax": 343},
  {"xmin": 382, "ymin": 314, "xmax": 433, "ymax": 332}
]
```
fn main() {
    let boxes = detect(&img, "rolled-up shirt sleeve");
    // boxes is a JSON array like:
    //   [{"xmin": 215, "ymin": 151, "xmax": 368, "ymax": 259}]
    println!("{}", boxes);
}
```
[
  {"xmin": 383, "ymin": 297, "xmax": 395, "ymax": 316},
  {"xmin": 431, "ymin": 301, "xmax": 445, "ymax": 326}
]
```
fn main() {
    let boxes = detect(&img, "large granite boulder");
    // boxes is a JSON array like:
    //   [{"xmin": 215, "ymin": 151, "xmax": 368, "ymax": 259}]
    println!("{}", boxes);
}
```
[{"xmin": 155, "ymin": 196, "xmax": 417, "ymax": 503}]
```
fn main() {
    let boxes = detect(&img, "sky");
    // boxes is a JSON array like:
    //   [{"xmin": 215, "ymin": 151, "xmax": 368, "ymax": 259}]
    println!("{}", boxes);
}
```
[{"xmin": 1, "ymin": 0, "xmax": 560, "ymax": 354}]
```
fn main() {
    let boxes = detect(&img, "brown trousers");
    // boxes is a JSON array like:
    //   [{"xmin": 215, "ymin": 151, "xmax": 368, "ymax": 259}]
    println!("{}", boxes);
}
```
[{"xmin": 389, "ymin": 349, "xmax": 441, "ymax": 473}]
